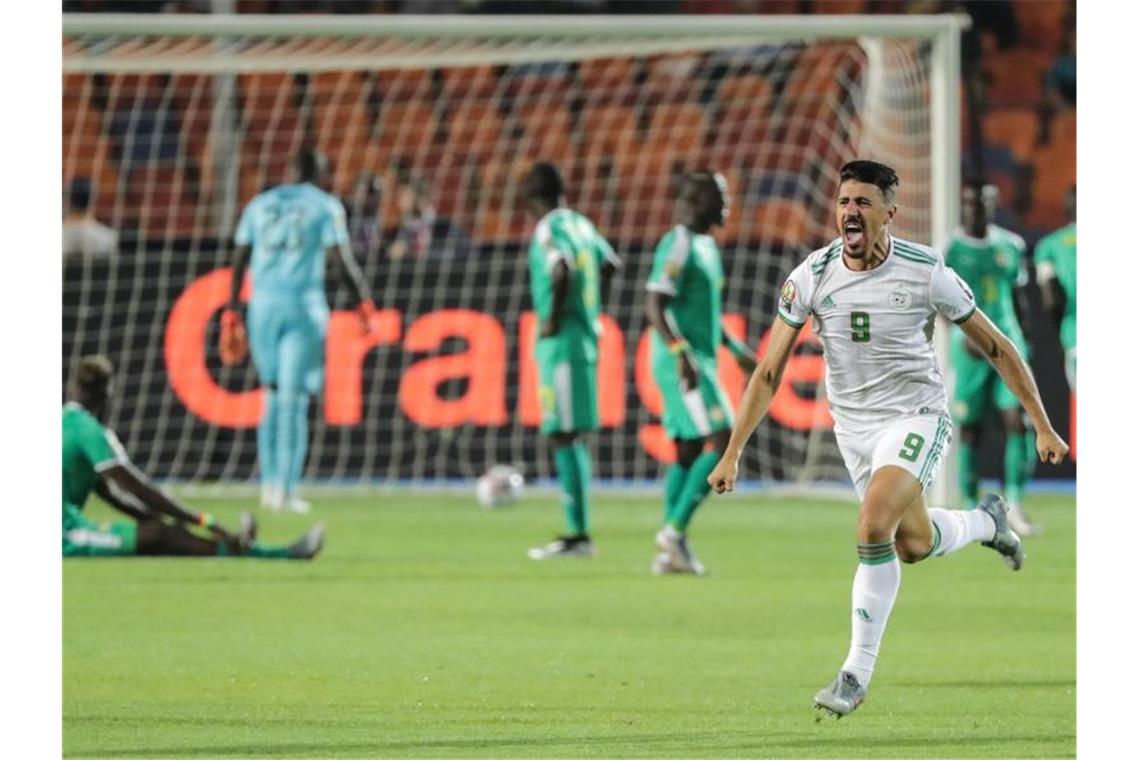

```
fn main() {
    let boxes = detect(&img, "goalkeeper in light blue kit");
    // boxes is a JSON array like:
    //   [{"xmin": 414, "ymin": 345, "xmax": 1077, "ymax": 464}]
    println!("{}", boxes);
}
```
[{"xmin": 221, "ymin": 148, "xmax": 376, "ymax": 513}]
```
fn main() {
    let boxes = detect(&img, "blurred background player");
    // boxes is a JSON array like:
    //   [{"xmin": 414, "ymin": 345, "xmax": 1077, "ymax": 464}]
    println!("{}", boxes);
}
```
[
  {"xmin": 708, "ymin": 160, "xmax": 1069, "ymax": 718},
  {"xmin": 645, "ymin": 172, "xmax": 756, "ymax": 575},
  {"xmin": 222, "ymin": 148, "xmax": 377, "ymax": 514},
  {"xmin": 523, "ymin": 161, "xmax": 621, "ymax": 560},
  {"xmin": 943, "ymin": 180, "xmax": 1041, "ymax": 535},
  {"xmin": 1036, "ymin": 185, "xmax": 1077, "ymax": 393},
  {"xmin": 64, "ymin": 355, "xmax": 322, "ymax": 559},
  {"xmin": 63, "ymin": 176, "xmax": 118, "ymax": 261}
]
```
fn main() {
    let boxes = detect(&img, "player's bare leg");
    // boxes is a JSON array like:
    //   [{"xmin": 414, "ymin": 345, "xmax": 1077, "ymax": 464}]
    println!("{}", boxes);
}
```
[
  {"xmin": 999, "ymin": 408, "xmax": 1042, "ymax": 536},
  {"xmin": 135, "ymin": 516, "xmax": 324, "ymax": 560}
]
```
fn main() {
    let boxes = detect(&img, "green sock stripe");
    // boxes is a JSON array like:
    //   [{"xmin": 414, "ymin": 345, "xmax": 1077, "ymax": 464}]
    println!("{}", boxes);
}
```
[
  {"xmin": 859, "ymin": 551, "xmax": 898, "ymax": 565},
  {"xmin": 857, "ymin": 542, "xmax": 897, "ymax": 562},
  {"xmin": 920, "ymin": 522, "xmax": 942, "ymax": 561}
]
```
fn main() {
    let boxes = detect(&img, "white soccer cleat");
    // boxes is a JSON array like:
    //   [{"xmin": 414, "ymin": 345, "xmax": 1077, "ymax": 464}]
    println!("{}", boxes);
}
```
[
  {"xmin": 653, "ymin": 525, "xmax": 708, "ymax": 576},
  {"xmin": 526, "ymin": 535, "xmax": 595, "ymax": 560},
  {"xmin": 260, "ymin": 486, "xmax": 283, "ymax": 512},
  {"xmin": 283, "ymin": 496, "xmax": 312, "ymax": 515}
]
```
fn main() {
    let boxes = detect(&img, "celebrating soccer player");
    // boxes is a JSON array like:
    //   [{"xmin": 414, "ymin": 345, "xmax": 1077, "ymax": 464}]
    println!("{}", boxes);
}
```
[
  {"xmin": 1035, "ymin": 185, "xmax": 1076, "ymax": 393},
  {"xmin": 522, "ymin": 162, "xmax": 621, "ymax": 560},
  {"xmin": 645, "ymin": 172, "xmax": 756, "ymax": 575},
  {"xmin": 943, "ymin": 180, "xmax": 1040, "ymax": 534},
  {"xmin": 707, "ymin": 160, "xmax": 1068, "ymax": 718},
  {"xmin": 63, "ymin": 355, "xmax": 323, "ymax": 559},
  {"xmin": 222, "ymin": 148, "xmax": 376, "ymax": 514}
]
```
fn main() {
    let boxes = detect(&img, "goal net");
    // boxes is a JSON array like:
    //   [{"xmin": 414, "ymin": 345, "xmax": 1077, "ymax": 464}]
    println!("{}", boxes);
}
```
[{"xmin": 62, "ymin": 14, "xmax": 962, "ymax": 493}]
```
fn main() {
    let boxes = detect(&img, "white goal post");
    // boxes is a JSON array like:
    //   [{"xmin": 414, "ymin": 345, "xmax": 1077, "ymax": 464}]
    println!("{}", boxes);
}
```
[{"xmin": 62, "ymin": 12, "xmax": 965, "ymax": 503}]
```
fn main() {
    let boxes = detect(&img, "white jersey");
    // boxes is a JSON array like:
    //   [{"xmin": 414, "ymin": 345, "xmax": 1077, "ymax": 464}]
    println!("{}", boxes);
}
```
[{"xmin": 777, "ymin": 236, "xmax": 976, "ymax": 432}]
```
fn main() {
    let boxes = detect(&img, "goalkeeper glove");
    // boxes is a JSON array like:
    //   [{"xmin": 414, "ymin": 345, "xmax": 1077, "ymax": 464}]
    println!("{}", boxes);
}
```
[
  {"xmin": 356, "ymin": 298, "xmax": 378, "ymax": 335},
  {"xmin": 218, "ymin": 308, "xmax": 248, "ymax": 365}
]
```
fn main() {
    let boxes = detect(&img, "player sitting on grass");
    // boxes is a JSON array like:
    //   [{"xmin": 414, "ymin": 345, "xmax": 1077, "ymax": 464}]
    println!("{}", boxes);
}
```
[
  {"xmin": 63, "ymin": 355, "xmax": 323, "ymax": 559},
  {"xmin": 523, "ymin": 161, "xmax": 621, "ymax": 560},
  {"xmin": 646, "ymin": 171, "xmax": 756, "ymax": 575},
  {"xmin": 943, "ymin": 180, "xmax": 1040, "ymax": 535},
  {"xmin": 707, "ymin": 160, "xmax": 1068, "ymax": 718}
]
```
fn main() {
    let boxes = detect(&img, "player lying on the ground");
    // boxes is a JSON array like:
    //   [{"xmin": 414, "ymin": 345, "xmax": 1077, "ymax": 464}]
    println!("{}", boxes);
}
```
[
  {"xmin": 222, "ymin": 147, "xmax": 376, "ymax": 515},
  {"xmin": 943, "ymin": 179, "xmax": 1040, "ymax": 535},
  {"xmin": 645, "ymin": 171, "xmax": 756, "ymax": 575},
  {"xmin": 522, "ymin": 161, "xmax": 621, "ymax": 561},
  {"xmin": 707, "ymin": 160, "xmax": 1068, "ymax": 718},
  {"xmin": 63, "ymin": 355, "xmax": 323, "ymax": 559}
]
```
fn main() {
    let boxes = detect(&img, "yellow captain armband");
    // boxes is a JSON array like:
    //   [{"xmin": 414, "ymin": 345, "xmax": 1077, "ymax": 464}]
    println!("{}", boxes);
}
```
[{"xmin": 668, "ymin": 339, "xmax": 690, "ymax": 356}]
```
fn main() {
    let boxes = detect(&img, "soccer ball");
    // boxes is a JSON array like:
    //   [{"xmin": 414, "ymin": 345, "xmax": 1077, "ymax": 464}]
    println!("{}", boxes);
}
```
[{"xmin": 475, "ymin": 465, "xmax": 525, "ymax": 508}]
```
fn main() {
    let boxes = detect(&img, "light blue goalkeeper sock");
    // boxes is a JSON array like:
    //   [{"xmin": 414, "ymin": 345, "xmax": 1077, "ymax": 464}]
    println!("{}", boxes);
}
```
[
  {"xmin": 257, "ymin": 389, "xmax": 279, "ymax": 494},
  {"xmin": 277, "ymin": 393, "xmax": 310, "ymax": 499}
]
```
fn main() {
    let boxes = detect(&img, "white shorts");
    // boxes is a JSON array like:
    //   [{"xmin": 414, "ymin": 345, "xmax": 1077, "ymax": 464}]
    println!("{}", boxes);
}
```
[{"xmin": 834, "ymin": 414, "xmax": 953, "ymax": 501}]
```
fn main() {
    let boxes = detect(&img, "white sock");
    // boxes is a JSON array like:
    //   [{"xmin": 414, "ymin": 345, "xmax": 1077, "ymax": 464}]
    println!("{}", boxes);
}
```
[
  {"xmin": 841, "ymin": 543, "xmax": 901, "ymax": 687},
  {"xmin": 928, "ymin": 508, "xmax": 996, "ymax": 557}
]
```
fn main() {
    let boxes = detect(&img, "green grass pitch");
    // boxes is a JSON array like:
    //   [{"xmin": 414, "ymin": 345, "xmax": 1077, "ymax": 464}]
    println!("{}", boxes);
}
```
[{"xmin": 64, "ymin": 491, "xmax": 1075, "ymax": 758}]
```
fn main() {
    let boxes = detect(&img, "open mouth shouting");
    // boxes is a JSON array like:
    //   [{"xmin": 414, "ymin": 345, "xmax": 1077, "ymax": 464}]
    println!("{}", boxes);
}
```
[{"xmin": 843, "ymin": 217, "xmax": 864, "ymax": 251}]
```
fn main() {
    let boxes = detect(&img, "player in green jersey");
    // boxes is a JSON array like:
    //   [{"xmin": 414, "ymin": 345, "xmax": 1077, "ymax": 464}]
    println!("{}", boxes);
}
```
[
  {"xmin": 944, "ymin": 180, "xmax": 1040, "ymax": 535},
  {"xmin": 1036, "ymin": 185, "xmax": 1076, "ymax": 391},
  {"xmin": 63, "ymin": 355, "xmax": 323, "ymax": 559},
  {"xmin": 646, "ymin": 172, "xmax": 756, "ymax": 575},
  {"xmin": 523, "ymin": 162, "xmax": 621, "ymax": 560}
]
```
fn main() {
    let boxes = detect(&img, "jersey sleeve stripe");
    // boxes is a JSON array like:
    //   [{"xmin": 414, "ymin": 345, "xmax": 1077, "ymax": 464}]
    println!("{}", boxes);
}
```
[
  {"xmin": 952, "ymin": 306, "xmax": 977, "ymax": 324},
  {"xmin": 646, "ymin": 280, "xmax": 677, "ymax": 296},
  {"xmin": 893, "ymin": 249, "xmax": 936, "ymax": 267},
  {"xmin": 777, "ymin": 311, "xmax": 805, "ymax": 329}
]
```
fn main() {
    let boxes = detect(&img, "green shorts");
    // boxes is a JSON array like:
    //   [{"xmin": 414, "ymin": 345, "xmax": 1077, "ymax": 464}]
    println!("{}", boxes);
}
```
[
  {"xmin": 950, "ymin": 334, "xmax": 1026, "ymax": 425},
  {"xmin": 652, "ymin": 345, "xmax": 733, "ymax": 441},
  {"xmin": 63, "ymin": 507, "xmax": 137, "ymax": 557},
  {"xmin": 536, "ymin": 341, "xmax": 599, "ymax": 435}
]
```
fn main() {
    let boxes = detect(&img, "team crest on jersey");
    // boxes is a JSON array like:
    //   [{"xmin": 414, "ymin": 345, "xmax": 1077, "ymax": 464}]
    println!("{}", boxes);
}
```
[
  {"xmin": 995, "ymin": 252, "xmax": 1009, "ymax": 268},
  {"xmin": 780, "ymin": 280, "xmax": 797, "ymax": 310},
  {"xmin": 889, "ymin": 289, "xmax": 912, "ymax": 310},
  {"xmin": 709, "ymin": 407, "xmax": 725, "ymax": 423},
  {"xmin": 665, "ymin": 261, "xmax": 682, "ymax": 279}
]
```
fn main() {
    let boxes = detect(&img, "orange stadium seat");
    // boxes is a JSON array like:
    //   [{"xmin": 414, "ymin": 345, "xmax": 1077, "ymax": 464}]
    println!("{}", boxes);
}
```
[
  {"xmin": 375, "ymin": 68, "xmax": 432, "ymax": 103},
  {"xmin": 376, "ymin": 101, "xmax": 438, "ymax": 156},
  {"xmin": 443, "ymin": 102, "xmax": 506, "ymax": 162},
  {"xmin": 643, "ymin": 55, "xmax": 702, "ymax": 105},
  {"xmin": 580, "ymin": 103, "xmax": 640, "ymax": 157},
  {"xmin": 441, "ymin": 65, "xmax": 500, "ymax": 103},
  {"xmin": 644, "ymin": 102, "xmax": 709, "ymax": 155},
  {"xmin": 982, "ymin": 109, "xmax": 1038, "ymax": 163},
  {"xmin": 578, "ymin": 58, "xmax": 636, "ymax": 105},
  {"xmin": 984, "ymin": 50, "xmax": 1050, "ymax": 109},
  {"xmin": 1013, "ymin": 0, "xmax": 1069, "ymax": 53},
  {"xmin": 745, "ymin": 199, "xmax": 812, "ymax": 247},
  {"xmin": 513, "ymin": 104, "xmax": 575, "ymax": 169},
  {"xmin": 1052, "ymin": 109, "xmax": 1076, "ymax": 143},
  {"xmin": 1028, "ymin": 138, "xmax": 1076, "ymax": 228},
  {"xmin": 717, "ymin": 74, "xmax": 773, "ymax": 107}
]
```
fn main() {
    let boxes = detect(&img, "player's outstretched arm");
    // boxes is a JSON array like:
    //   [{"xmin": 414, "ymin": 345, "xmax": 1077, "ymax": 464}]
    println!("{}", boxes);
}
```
[
  {"xmin": 958, "ymin": 310, "xmax": 1069, "ymax": 463},
  {"xmin": 709, "ymin": 317, "xmax": 800, "ymax": 493},
  {"xmin": 332, "ymin": 243, "xmax": 378, "ymax": 332},
  {"xmin": 92, "ymin": 479, "xmax": 153, "ymax": 521},
  {"xmin": 721, "ymin": 320, "xmax": 758, "ymax": 373},
  {"xmin": 99, "ymin": 463, "xmax": 237, "ymax": 542},
  {"xmin": 227, "ymin": 244, "xmax": 251, "ymax": 313}
]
